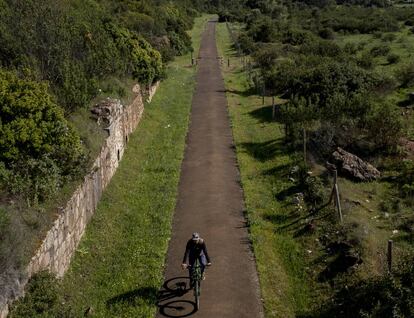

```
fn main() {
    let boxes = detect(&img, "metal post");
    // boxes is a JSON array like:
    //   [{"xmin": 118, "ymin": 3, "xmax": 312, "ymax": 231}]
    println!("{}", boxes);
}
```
[{"xmin": 272, "ymin": 96, "xmax": 275, "ymax": 120}]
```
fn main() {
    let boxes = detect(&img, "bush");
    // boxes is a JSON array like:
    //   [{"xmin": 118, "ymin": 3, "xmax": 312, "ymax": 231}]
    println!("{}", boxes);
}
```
[
  {"xmin": 370, "ymin": 45, "xmax": 391, "ymax": 57},
  {"xmin": 319, "ymin": 27, "xmax": 335, "ymax": 40},
  {"xmin": 281, "ymin": 28, "xmax": 314, "ymax": 45},
  {"xmin": 0, "ymin": 70, "xmax": 85, "ymax": 201},
  {"xmin": 366, "ymin": 102, "xmax": 403, "ymax": 151},
  {"xmin": 387, "ymin": 53, "xmax": 400, "ymax": 64},
  {"xmin": 358, "ymin": 51, "xmax": 374, "ymax": 69},
  {"xmin": 343, "ymin": 42, "xmax": 358, "ymax": 55},
  {"xmin": 396, "ymin": 63, "xmax": 414, "ymax": 87},
  {"xmin": 382, "ymin": 33, "xmax": 397, "ymax": 42},
  {"xmin": 9, "ymin": 271, "xmax": 74, "ymax": 318},
  {"xmin": 248, "ymin": 16, "xmax": 276, "ymax": 43},
  {"xmin": 311, "ymin": 257, "xmax": 414, "ymax": 318}
]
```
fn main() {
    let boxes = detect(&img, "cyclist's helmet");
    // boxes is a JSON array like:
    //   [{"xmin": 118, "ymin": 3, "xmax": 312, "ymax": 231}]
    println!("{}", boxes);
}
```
[{"xmin": 192, "ymin": 232, "xmax": 200, "ymax": 240}]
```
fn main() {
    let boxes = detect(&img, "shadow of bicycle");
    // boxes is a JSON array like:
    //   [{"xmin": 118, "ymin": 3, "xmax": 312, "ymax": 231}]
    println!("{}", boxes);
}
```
[{"xmin": 157, "ymin": 276, "xmax": 198, "ymax": 317}]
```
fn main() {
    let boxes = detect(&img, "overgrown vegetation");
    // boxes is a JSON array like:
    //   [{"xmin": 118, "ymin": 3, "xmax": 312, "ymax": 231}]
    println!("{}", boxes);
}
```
[
  {"xmin": 0, "ymin": 0, "xmax": 210, "ymax": 310},
  {"xmin": 9, "ymin": 15, "xmax": 209, "ymax": 317},
  {"xmin": 216, "ymin": 0, "xmax": 414, "ymax": 315}
]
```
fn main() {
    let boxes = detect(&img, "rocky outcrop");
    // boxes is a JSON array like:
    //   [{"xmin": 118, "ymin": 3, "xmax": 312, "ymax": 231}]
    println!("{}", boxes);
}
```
[
  {"xmin": 332, "ymin": 147, "xmax": 380, "ymax": 181},
  {"xmin": 0, "ymin": 82, "xmax": 159, "ymax": 318}
]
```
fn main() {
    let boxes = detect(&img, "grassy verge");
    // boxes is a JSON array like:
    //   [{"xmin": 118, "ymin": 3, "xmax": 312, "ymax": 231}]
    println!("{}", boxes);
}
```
[
  {"xmin": 216, "ymin": 23, "xmax": 312, "ymax": 317},
  {"xmin": 10, "ymin": 15, "xmax": 209, "ymax": 318}
]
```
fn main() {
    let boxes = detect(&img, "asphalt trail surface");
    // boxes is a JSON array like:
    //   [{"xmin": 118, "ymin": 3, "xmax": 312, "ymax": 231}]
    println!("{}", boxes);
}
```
[{"xmin": 156, "ymin": 21, "xmax": 263, "ymax": 318}]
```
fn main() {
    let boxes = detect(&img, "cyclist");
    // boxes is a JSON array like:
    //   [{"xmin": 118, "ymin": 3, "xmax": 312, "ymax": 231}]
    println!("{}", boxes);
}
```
[{"xmin": 181, "ymin": 232, "xmax": 211, "ymax": 280}]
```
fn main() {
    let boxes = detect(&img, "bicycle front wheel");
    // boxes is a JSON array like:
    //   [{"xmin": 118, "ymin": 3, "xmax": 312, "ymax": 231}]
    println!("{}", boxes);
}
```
[{"xmin": 194, "ymin": 280, "xmax": 200, "ymax": 310}]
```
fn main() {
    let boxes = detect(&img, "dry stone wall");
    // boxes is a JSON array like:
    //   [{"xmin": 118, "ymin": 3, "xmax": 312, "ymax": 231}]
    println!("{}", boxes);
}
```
[{"xmin": 0, "ymin": 83, "xmax": 159, "ymax": 318}]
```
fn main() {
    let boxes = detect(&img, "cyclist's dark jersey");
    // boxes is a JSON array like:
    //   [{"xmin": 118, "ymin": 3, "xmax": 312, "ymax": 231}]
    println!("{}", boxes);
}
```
[{"xmin": 182, "ymin": 239, "xmax": 211, "ymax": 264}]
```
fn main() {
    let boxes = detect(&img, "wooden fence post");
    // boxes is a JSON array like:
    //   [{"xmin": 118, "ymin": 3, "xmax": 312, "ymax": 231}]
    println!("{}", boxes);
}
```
[
  {"xmin": 262, "ymin": 85, "xmax": 265, "ymax": 105},
  {"xmin": 303, "ymin": 128, "xmax": 307, "ymax": 165},
  {"xmin": 388, "ymin": 240, "xmax": 393, "ymax": 272},
  {"xmin": 335, "ymin": 183, "xmax": 343, "ymax": 223}
]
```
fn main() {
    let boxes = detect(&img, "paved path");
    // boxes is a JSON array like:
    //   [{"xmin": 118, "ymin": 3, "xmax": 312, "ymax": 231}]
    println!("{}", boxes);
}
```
[{"xmin": 156, "ymin": 21, "xmax": 263, "ymax": 318}]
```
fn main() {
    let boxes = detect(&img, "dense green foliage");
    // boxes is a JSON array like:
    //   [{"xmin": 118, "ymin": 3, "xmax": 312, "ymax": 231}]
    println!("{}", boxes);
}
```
[
  {"xmin": 0, "ymin": 0, "xmax": 205, "ymax": 201},
  {"xmin": 0, "ymin": 70, "xmax": 85, "ymax": 201}
]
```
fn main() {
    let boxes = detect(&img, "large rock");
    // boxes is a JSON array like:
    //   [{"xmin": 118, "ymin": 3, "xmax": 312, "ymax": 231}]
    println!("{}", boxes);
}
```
[{"xmin": 332, "ymin": 147, "xmax": 380, "ymax": 181}]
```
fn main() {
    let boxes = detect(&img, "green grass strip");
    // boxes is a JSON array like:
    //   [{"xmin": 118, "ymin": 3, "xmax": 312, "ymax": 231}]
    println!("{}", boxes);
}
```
[
  {"xmin": 34, "ymin": 16, "xmax": 212, "ymax": 318},
  {"xmin": 216, "ymin": 23, "xmax": 313, "ymax": 318}
]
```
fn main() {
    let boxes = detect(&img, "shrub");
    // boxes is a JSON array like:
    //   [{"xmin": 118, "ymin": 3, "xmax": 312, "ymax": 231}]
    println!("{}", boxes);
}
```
[
  {"xmin": 319, "ymin": 27, "xmax": 335, "ymax": 40},
  {"xmin": 9, "ymin": 271, "xmax": 74, "ymax": 318},
  {"xmin": 248, "ymin": 16, "xmax": 276, "ymax": 43},
  {"xmin": 0, "ymin": 70, "xmax": 85, "ymax": 201},
  {"xmin": 312, "ymin": 257, "xmax": 414, "ymax": 318},
  {"xmin": 370, "ymin": 45, "xmax": 391, "ymax": 57},
  {"xmin": 382, "ymin": 33, "xmax": 397, "ymax": 42},
  {"xmin": 358, "ymin": 51, "xmax": 374, "ymax": 69},
  {"xmin": 373, "ymin": 31, "xmax": 382, "ymax": 39},
  {"xmin": 396, "ymin": 63, "xmax": 414, "ymax": 87},
  {"xmin": 238, "ymin": 33, "xmax": 255, "ymax": 54},
  {"xmin": 387, "ymin": 53, "xmax": 400, "ymax": 64},
  {"xmin": 281, "ymin": 28, "xmax": 314, "ymax": 45},
  {"xmin": 366, "ymin": 102, "xmax": 403, "ymax": 152},
  {"xmin": 343, "ymin": 42, "xmax": 358, "ymax": 55}
]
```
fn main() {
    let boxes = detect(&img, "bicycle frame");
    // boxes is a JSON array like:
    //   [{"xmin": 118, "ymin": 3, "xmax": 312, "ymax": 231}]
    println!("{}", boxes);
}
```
[{"xmin": 189, "ymin": 258, "xmax": 202, "ymax": 310}]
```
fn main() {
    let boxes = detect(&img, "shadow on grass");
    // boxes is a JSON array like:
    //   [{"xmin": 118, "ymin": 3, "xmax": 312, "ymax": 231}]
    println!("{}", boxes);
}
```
[
  {"xmin": 239, "ymin": 139, "xmax": 293, "ymax": 162},
  {"xmin": 216, "ymin": 87, "xmax": 258, "ymax": 97},
  {"xmin": 106, "ymin": 286, "xmax": 158, "ymax": 308},
  {"xmin": 262, "ymin": 163, "xmax": 292, "ymax": 177},
  {"xmin": 274, "ymin": 203, "xmax": 332, "ymax": 234},
  {"xmin": 275, "ymin": 185, "xmax": 303, "ymax": 201},
  {"xmin": 106, "ymin": 277, "xmax": 196, "ymax": 317},
  {"xmin": 249, "ymin": 105, "xmax": 287, "ymax": 124},
  {"xmin": 397, "ymin": 99, "xmax": 413, "ymax": 107}
]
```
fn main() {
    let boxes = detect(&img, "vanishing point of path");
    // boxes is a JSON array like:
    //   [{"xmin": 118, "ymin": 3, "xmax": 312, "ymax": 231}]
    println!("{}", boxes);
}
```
[{"xmin": 157, "ymin": 21, "xmax": 264, "ymax": 318}]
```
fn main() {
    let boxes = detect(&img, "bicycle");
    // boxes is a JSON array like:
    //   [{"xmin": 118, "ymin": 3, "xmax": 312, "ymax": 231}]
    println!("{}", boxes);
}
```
[{"xmin": 189, "ymin": 258, "xmax": 202, "ymax": 310}]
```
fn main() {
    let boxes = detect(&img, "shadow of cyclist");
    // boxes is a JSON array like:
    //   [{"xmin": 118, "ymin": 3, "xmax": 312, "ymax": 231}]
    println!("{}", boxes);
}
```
[{"xmin": 157, "ymin": 276, "xmax": 198, "ymax": 317}]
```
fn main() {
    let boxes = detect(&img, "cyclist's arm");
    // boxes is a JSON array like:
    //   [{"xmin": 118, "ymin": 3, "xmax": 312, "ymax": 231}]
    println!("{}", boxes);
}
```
[
  {"xmin": 202, "ymin": 241, "xmax": 211, "ymax": 264},
  {"xmin": 182, "ymin": 240, "xmax": 190, "ymax": 264}
]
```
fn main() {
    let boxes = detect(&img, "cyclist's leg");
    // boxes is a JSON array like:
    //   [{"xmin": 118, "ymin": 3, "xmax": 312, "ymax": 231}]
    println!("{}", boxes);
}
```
[
  {"xmin": 199, "ymin": 255, "xmax": 206, "ymax": 278},
  {"xmin": 188, "ymin": 257, "xmax": 196, "ymax": 287}
]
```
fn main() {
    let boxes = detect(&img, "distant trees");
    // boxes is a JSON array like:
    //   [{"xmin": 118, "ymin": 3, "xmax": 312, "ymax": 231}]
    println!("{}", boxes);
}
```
[{"xmin": 0, "ymin": 0, "xmax": 198, "ymax": 114}]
